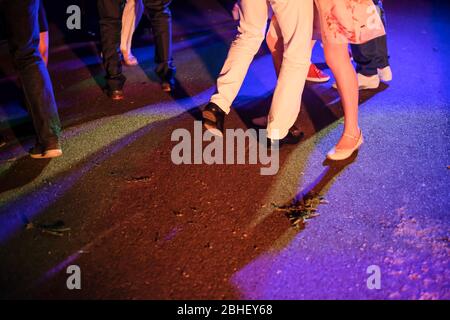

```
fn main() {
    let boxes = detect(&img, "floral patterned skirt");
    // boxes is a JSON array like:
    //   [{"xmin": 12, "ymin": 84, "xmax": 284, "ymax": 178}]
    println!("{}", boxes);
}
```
[{"xmin": 314, "ymin": 0, "xmax": 386, "ymax": 44}]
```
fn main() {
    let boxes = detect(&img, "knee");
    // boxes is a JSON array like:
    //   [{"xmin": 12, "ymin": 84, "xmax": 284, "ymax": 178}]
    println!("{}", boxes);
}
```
[
  {"xmin": 13, "ymin": 45, "xmax": 41, "ymax": 70},
  {"xmin": 233, "ymin": 32, "xmax": 264, "ymax": 55},
  {"xmin": 145, "ymin": 0, "xmax": 171, "ymax": 16},
  {"xmin": 147, "ymin": 7, "xmax": 171, "ymax": 20}
]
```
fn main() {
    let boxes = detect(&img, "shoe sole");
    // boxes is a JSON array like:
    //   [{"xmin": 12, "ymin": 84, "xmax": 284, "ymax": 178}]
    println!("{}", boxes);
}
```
[
  {"xmin": 307, "ymin": 77, "xmax": 330, "ymax": 83},
  {"xmin": 202, "ymin": 110, "xmax": 223, "ymax": 137},
  {"xmin": 332, "ymin": 83, "xmax": 379, "ymax": 90},
  {"xmin": 30, "ymin": 149, "xmax": 63, "ymax": 159},
  {"xmin": 359, "ymin": 84, "xmax": 380, "ymax": 90},
  {"xmin": 378, "ymin": 75, "xmax": 392, "ymax": 82}
]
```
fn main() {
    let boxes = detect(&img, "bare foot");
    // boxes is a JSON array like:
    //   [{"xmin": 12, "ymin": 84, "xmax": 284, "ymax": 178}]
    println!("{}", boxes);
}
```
[{"xmin": 122, "ymin": 51, "xmax": 139, "ymax": 66}]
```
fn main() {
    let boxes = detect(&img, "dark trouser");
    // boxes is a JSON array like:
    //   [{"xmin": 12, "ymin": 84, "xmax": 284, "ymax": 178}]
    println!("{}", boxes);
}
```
[
  {"xmin": 0, "ymin": 0, "xmax": 61, "ymax": 147},
  {"xmin": 97, "ymin": 0, "xmax": 126, "ymax": 91},
  {"xmin": 144, "ymin": 0, "xmax": 176, "ymax": 82},
  {"xmin": 350, "ymin": 0, "xmax": 389, "ymax": 76},
  {"xmin": 38, "ymin": 0, "xmax": 48, "ymax": 32},
  {"xmin": 97, "ymin": 0, "xmax": 175, "ymax": 91}
]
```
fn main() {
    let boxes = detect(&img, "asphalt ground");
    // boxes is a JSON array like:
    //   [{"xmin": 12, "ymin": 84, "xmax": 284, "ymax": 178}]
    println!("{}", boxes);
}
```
[{"xmin": 0, "ymin": 0, "xmax": 449, "ymax": 299}]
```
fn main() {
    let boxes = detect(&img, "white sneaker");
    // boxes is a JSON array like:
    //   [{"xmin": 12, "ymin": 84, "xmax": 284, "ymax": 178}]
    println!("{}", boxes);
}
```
[
  {"xmin": 332, "ymin": 73, "xmax": 380, "ymax": 90},
  {"xmin": 378, "ymin": 66, "xmax": 392, "ymax": 82},
  {"xmin": 357, "ymin": 73, "xmax": 380, "ymax": 90}
]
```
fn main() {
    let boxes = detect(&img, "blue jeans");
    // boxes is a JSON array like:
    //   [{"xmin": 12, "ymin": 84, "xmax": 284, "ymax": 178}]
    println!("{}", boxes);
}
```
[
  {"xmin": 351, "ymin": 0, "xmax": 389, "ymax": 76},
  {"xmin": 0, "ymin": 0, "xmax": 61, "ymax": 146}
]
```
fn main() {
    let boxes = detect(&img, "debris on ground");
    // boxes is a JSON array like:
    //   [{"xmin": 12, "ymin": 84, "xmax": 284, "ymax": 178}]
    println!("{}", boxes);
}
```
[
  {"xmin": 26, "ymin": 220, "xmax": 71, "ymax": 237},
  {"xmin": 126, "ymin": 176, "xmax": 152, "ymax": 183},
  {"xmin": 272, "ymin": 194, "xmax": 327, "ymax": 229}
]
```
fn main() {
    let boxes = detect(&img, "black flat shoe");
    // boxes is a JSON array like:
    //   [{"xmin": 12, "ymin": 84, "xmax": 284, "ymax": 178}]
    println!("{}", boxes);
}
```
[
  {"xmin": 267, "ymin": 126, "xmax": 304, "ymax": 149},
  {"xmin": 283, "ymin": 125, "xmax": 304, "ymax": 145},
  {"xmin": 202, "ymin": 102, "xmax": 225, "ymax": 137}
]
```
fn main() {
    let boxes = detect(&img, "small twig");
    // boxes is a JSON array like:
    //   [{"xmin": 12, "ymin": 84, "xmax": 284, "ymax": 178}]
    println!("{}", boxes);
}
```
[{"xmin": 25, "ymin": 220, "xmax": 71, "ymax": 237}]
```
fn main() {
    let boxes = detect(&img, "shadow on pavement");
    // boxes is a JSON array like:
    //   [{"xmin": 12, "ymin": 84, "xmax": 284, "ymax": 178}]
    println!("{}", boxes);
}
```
[
  {"xmin": 0, "ymin": 157, "xmax": 51, "ymax": 194},
  {"xmin": 295, "ymin": 152, "xmax": 359, "ymax": 203}
]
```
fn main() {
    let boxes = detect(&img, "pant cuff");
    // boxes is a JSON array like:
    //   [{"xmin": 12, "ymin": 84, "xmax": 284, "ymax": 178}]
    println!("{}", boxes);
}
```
[{"xmin": 209, "ymin": 97, "xmax": 231, "ymax": 114}]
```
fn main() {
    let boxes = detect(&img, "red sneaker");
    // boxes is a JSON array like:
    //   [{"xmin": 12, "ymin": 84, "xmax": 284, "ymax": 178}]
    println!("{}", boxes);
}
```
[{"xmin": 306, "ymin": 64, "xmax": 330, "ymax": 83}]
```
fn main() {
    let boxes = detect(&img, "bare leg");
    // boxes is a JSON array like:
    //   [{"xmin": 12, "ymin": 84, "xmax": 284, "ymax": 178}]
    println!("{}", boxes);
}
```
[
  {"xmin": 39, "ymin": 31, "xmax": 49, "ymax": 66},
  {"xmin": 323, "ymin": 42, "xmax": 360, "ymax": 149},
  {"xmin": 121, "ymin": 0, "xmax": 143, "ymax": 64}
]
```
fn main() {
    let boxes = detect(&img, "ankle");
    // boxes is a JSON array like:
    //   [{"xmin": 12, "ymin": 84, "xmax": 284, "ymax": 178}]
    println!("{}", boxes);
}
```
[{"xmin": 343, "ymin": 127, "xmax": 360, "ymax": 137}]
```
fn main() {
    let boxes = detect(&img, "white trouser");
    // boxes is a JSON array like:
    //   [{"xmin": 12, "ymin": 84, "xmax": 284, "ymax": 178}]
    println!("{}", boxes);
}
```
[
  {"xmin": 210, "ymin": 0, "xmax": 313, "ymax": 139},
  {"xmin": 121, "ymin": 0, "xmax": 144, "ymax": 54}
]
